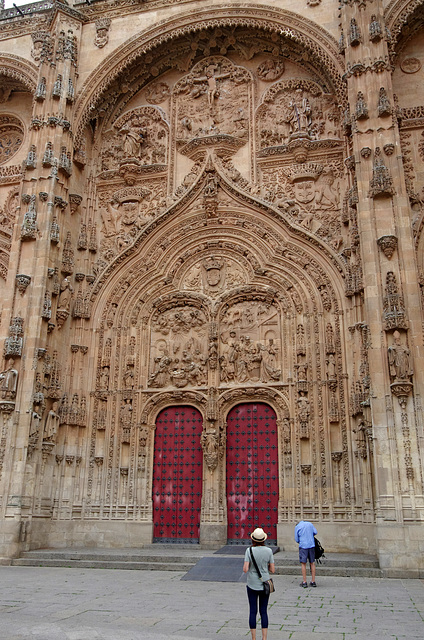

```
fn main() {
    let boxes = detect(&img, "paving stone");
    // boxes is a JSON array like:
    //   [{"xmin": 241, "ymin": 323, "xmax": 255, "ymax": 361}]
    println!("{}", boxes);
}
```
[{"xmin": 0, "ymin": 568, "xmax": 423, "ymax": 639}]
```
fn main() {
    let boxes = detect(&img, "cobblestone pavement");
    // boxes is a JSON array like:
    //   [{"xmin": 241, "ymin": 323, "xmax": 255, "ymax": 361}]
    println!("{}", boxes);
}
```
[{"xmin": 0, "ymin": 567, "xmax": 423, "ymax": 639}]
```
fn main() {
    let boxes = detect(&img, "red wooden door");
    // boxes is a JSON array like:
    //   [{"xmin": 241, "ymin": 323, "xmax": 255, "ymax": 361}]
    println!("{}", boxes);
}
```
[
  {"xmin": 153, "ymin": 406, "xmax": 203, "ymax": 542},
  {"xmin": 226, "ymin": 403, "xmax": 279, "ymax": 544}
]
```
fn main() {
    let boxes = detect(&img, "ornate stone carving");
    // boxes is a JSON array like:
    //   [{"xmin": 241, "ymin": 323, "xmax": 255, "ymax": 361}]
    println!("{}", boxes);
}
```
[
  {"xmin": 369, "ymin": 15, "xmax": 383, "ymax": 43},
  {"xmin": 388, "ymin": 331, "xmax": 413, "ymax": 383},
  {"xmin": 377, "ymin": 235, "xmax": 397, "ymax": 259},
  {"xmin": 15, "ymin": 274, "xmax": 31, "ymax": 295},
  {"xmin": 400, "ymin": 58, "xmax": 421, "ymax": 74},
  {"xmin": 219, "ymin": 302, "xmax": 280, "ymax": 384},
  {"xmin": 257, "ymin": 79, "xmax": 341, "ymax": 151},
  {"xmin": 56, "ymin": 278, "xmax": 73, "ymax": 328},
  {"xmin": 148, "ymin": 305, "xmax": 208, "ymax": 389},
  {"xmin": 145, "ymin": 81, "xmax": 170, "ymax": 104},
  {"xmin": 369, "ymin": 148, "xmax": 395, "ymax": 199},
  {"xmin": 348, "ymin": 18, "xmax": 361, "ymax": 47},
  {"xmin": 61, "ymin": 232, "xmax": 74, "ymax": 275},
  {"xmin": 0, "ymin": 359, "xmax": 18, "ymax": 400},
  {"xmin": 201, "ymin": 425, "xmax": 223, "ymax": 471},
  {"xmin": 257, "ymin": 58, "xmax": 285, "ymax": 81},
  {"xmin": 0, "ymin": 115, "xmax": 24, "ymax": 164},
  {"xmin": 4, "ymin": 317, "xmax": 23, "ymax": 358},
  {"xmin": 383, "ymin": 272, "xmax": 407, "ymax": 331},
  {"xmin": 69, "ymin": 194, "xmax": 82, "ymax": 214},
  {"xmin": 355, "ymin": 91, "xmax": 368, "ymax": 120},
  {"xmin": 94, "ymin": 17, "xmax": 111, "ymax": 49},
  {"xmin": 377, "ymin": 88, "xmax": 391, "ymax": 118},
  {"xmin": 31, "ymin": 31, "xmax": 53, "ymax": 64},
  {"xmin": 173, "ymin": 56, "xmax": 251, "ymax": 158}
]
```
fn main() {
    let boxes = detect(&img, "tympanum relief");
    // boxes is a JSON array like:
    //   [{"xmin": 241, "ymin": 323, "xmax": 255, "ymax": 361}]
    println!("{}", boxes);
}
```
[
  {"xmin": 220, "ymin": 302, "xmax": 281, "ymax": 385},
  {"xmin": 173, "ymin": 56, "xmax": 251, "ymax": 158},
  {"xmin": 148, "ymin": 306, "xmax": 208, "ymax": 389}
]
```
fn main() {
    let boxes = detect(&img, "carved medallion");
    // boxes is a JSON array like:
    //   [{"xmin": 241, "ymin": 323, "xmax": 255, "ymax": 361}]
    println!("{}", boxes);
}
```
[
  {"xmin": 400, "ymin": 58, "xmax": 421, "ymax": 74},
  {"xmin": 0, "ymin": 116, "xmax": 24, "ymax": 165}
]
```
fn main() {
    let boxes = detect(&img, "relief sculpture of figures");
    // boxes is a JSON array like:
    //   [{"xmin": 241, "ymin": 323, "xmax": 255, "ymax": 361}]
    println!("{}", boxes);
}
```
[
  {"xmin": 173, "ymin": 56, "xmax": 251, "ymax": 150},
  {"xmin": 148, "ymin": 307, "xmax": 207, "ymax": 389},
  {"xmin": 220, "ymin": 303, "xmax": 280, "ymax": 384}
]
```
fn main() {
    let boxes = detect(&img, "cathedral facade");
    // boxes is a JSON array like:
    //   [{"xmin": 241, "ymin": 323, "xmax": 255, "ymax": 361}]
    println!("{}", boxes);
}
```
[{"xmin": 0, "ymin": 0, "xmax": 423, "ymax": 575}]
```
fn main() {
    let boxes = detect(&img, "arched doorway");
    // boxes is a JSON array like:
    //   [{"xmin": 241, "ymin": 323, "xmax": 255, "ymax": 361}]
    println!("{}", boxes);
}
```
[
  {"xmin": 226, "ymin": 403, "xmax": 279, "ymax": 544},
  {"xmin": 152, "ymin": 406, "xmax": 203, "ymax": 542}
]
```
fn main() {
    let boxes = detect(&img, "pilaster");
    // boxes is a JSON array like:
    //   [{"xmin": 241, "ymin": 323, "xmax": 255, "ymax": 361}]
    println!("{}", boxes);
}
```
[{"xmin": 340, "ymin": 0, "xmax": 424, "ymax": 535}]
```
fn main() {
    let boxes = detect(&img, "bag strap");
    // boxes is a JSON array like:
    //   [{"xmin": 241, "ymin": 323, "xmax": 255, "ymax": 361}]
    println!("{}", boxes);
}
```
[{"xmin": 249, "ymin": 546, "xmax": 263, "ymax": 581}]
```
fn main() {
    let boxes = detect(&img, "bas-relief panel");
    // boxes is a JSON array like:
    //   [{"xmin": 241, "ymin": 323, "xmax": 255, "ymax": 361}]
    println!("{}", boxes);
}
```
[{"xmin": 147, "ymin": 299, "xmax": 281, "ymax": 390}]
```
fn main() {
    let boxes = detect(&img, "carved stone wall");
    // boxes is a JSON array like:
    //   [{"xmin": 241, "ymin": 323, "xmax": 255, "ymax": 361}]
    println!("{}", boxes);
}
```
[{"xmin": 0, "ymin": 0, "xmax": 423, "ymax": 569}]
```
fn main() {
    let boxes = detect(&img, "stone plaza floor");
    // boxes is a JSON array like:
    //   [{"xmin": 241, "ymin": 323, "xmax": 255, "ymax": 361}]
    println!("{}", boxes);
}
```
[{"xmin": 0, "ymin": 566, "xmax": 423, "ymax": 639}]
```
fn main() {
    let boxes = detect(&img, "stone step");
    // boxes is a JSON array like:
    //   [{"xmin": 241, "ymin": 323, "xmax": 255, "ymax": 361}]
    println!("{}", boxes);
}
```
[
  {"xmin": 11, "ymin": 547, "xmax": 382, "ymax": 577},
  {"xmin": 11, "ymin": 558, "xmax": 196, "ymax": 571}
]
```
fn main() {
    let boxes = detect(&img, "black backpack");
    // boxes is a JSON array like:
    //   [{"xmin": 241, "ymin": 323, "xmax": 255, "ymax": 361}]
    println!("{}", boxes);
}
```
[{"xmin": 314, "ymin": 536, "xmax": 325, "ymax": 564}]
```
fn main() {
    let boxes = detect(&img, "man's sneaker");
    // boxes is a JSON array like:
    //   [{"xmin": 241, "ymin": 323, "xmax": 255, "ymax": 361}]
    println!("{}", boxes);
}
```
[
  {"xmin": 300, "ymin": 582, "xmax": 308, "ymax": 588},
  {"xmin": 310, "ymin": 582, "xmax": 317, "ymax": 587}
]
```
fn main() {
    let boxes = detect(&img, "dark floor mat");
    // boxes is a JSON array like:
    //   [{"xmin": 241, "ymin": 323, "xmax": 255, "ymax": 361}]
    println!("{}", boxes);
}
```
[
  {"xmin": 214, "ymin": 545, "xmax": 280, "ymax": 555},
  {"xmin": 181, "ymin": 557, "xmax": 247, "ymax": 582}
]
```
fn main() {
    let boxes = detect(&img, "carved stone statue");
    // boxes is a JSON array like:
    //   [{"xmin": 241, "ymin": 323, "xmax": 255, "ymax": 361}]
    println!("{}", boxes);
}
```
[
  {"xmin": 388, "ymin": 331, "xmax": 413, "ymax": 381},
  {"xmin": 44, "ymin": 402, "xmax": 60, "ymax": 441},
  {"xmin": 0, "ymin": 359, "xmax": 18, "ymax": 400},
  {"xmin": 57, "ymin": 278, "xmax": 73, "ymax": 311},
  {"xmin": 201, "ymin": 426, "xmax": 220, "ymax": 470}
]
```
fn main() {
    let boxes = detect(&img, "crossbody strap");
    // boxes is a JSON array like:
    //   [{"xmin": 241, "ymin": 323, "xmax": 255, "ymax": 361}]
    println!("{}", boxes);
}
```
[{"xmin": 249, "ymin": 546, "xmax": 263, "ymax": 581}]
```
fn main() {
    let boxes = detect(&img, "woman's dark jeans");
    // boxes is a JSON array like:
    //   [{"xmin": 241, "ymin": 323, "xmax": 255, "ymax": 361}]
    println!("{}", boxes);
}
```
[{"xmin": 247, "ymin": 585, "xmax": 270, "ymax": 629}]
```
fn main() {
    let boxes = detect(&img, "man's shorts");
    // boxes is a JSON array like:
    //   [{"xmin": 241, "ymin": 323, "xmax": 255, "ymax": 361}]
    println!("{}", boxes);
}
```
[{"xmin": 299, "ymin": 547, "xmax": 315, "ymax": 564}]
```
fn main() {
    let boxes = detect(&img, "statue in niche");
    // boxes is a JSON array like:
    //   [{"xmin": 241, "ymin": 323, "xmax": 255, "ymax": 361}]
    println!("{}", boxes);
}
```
[
  {"xmin": 260, "ymin": 339, "xmax": 281, "ymax": 382},
  {"xmin": 99, "ymin": 366, "xmax": 110, "ymax": 389},
  {"xmin": 120, "ymin": 398, "xmax": 133, "ymax": 426},
  {"xmin": 201, "ymin": 426, "xmax": 220, "ymax": 470},
  {"xmin": 57, "ymin": 278, "xmax": 73, "ymax": 311},
  {"xmin": 388, "ymin": 331, "xmax": 413, "ymax": 381},
  {"xmin": 119, "ymin": 121, "xmax": 146, "ymax": 159},
  {"xmin": 289, "ymin": 89, "xmax": 312, "ymax": 134},
  {"xmin": 123, "ymin": 366, "xmax": 134, "ymax": 390},
  {"xmin": 44, "ymin": 402, "xmax": 60, "ymax": 440},
  {"xmin": 0, "ymin": 359, "xmax": 18, "ymax": 400},
  {"xmin": 326, "ymin": 354, "xmax": 337, "ymax": 379}
]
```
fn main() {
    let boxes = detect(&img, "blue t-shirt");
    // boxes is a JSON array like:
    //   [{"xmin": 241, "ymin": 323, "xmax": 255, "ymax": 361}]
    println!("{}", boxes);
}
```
[
  {"xmin": 295, "ymin": 521, "xmax": 317, "ymax": 550},
  {"xmin": 244, "ymin": 546, "xmax": 274, "ymax": 590}
]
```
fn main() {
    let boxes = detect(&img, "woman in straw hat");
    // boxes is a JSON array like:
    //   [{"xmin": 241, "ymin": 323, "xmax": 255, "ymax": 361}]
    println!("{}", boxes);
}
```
[{"xmin": 243, "ymin": 528, "xmax": 275, "ymax": 640}]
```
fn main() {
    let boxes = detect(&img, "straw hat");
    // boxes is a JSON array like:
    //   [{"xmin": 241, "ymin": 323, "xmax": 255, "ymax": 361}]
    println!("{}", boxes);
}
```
[{"xmin": 250, "ymin": 527, "xmax": 267, "ymax": 542}]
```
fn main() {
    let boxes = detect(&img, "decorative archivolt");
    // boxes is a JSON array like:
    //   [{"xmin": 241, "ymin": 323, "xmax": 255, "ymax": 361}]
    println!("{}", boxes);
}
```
[
  {"xmin": 385, "ymin": 0, "xmax": 424, "ymax": 51},
  {"xmin": 90, "ymin": 158, "xmax": 346, "ymax": 312},
  {"xmin": 218, "ymin": 386, "xmax": 289, "ymax": 419},
  {"xmin": 0, "ymin": 53, "xmax": 38, "ymax": 93},
  {"xmin": 73, "ymin": 4, "xmax": 345, "ymax": 147}
]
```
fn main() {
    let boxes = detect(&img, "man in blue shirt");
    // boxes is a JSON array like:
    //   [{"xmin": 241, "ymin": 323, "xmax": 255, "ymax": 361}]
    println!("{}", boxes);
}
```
[{"xmin": 295, "ymin": 520, "xmax": 317, "ymax": 588}]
